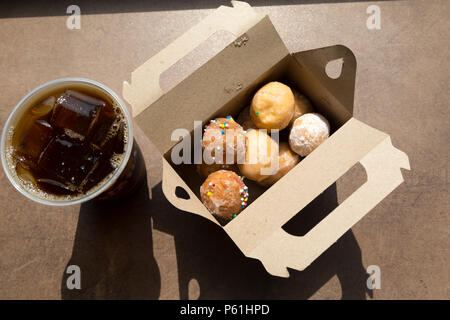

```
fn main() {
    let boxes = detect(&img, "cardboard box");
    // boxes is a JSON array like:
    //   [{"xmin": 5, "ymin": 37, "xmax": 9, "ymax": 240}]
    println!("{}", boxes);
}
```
[{"xmin": 123, "ymin": 1, "xmax": 410, "ymax": 277}]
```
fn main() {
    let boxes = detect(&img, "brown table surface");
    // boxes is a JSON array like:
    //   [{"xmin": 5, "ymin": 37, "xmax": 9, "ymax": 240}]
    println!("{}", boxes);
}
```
[{"xmin": 0, "ymin": 0, "xmax": 448, "ymax": 299}]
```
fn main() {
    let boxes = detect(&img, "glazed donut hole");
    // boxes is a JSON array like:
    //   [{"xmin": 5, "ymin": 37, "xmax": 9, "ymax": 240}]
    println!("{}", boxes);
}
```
[
  {"xmin": 250, "ymin": 81, "xmax": 295, "ymax": 131},
  {"xmin": 238, "ymin": 129, "xmax": 280, "ymax": 185},
  {"xmin": 257, "ymin": 142, "xmax": 300, "ymax": 186},
  {"xmin": 289, "ymin": 89, "xmax": 315, "ymax": 128}
]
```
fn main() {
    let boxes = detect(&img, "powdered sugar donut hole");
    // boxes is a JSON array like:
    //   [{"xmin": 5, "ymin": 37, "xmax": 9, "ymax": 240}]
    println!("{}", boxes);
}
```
[{"xmin": 289, "ymin": 113, "xmax": 330, "ymax": 157}]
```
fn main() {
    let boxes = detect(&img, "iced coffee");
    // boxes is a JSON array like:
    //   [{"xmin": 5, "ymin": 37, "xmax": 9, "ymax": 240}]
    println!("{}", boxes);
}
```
[{"xmin": 2, "ymin": 80, "xmax": 143, "ymax": 203}]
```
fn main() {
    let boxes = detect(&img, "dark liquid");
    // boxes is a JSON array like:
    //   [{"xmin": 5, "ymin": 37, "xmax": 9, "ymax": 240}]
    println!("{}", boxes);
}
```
[
  {"xmin": 10, "ymin": 87, "xmax": 128, "ymax": 198},
  {"xmin": 95, "ymin": 139, "xmax": 146, "ymax": 201}
]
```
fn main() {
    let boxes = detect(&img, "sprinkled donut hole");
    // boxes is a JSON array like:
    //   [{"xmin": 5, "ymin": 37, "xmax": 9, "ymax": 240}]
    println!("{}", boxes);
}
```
[
  {"xmin": 202, "ymin": 116, "xmax": 246, "ymax": 164},
  {"xmin": 200, "ymin": 170, "xmax": 249, "ymax": 221},
  {"xmin": 289, "ymin": 113, "xmax": 330, "ymax": 157}
]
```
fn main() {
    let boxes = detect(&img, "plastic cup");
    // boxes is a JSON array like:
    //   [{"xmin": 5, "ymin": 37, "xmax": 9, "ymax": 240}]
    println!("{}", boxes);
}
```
[{"xmin": 1, "ymin": 77, "xmax": 145, "ymax": 206}]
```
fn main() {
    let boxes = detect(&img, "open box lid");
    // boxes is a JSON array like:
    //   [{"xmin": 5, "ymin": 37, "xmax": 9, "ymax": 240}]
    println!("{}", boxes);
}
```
[{"xmin": 124, "ymin": 3, "xmax": 289, "ymax": 153}]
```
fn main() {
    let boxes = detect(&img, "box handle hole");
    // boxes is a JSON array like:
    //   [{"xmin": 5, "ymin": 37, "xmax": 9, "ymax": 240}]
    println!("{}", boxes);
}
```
[
  {"xmin": 282, "ymin": 162, "xmax": 366, "ymax": 236},
  {"xmin": 175, "ymin": 186, "xmax": 190, "ymax": 200},
  {"xmin": 325, "ymin": 58, "xmax": 344, "ymax": 79}
]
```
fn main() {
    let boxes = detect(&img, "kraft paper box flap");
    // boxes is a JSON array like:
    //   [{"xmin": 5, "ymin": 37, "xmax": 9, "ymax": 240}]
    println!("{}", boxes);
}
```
[
  {"xmin": 125, "ymin": 4, "xmax": 288, "ymax": 154},
  {"xmin": 124, "ymin": 1, "xmax": 265, "ymax": 118},
  {"xmin": 135, "ymin": 16, "xmax": 288, "ymax": 153},
  {"xmin": 292, "ymin": 46, "xmax": 356, "ymax": 119},
  {"xmin": 237, "ymin": 122, "xmax": 409, "ymax": 277}
]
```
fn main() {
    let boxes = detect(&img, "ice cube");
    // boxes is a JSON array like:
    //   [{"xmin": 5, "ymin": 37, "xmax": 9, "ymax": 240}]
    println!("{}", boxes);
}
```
[
  {"xmin": 31, "ymin": 96, "xmax": 56, "ymax": 120},
  {"xmin": 15, "ymin": 162, "xmax": 37, "ymax": 186},
  {"xmin": 15, "ymin": 119, "xmax": 53, "ymax": 162},
  {"xmin": 81, "ymin": 157, "xmax": 115, "ymax": 192},
  {"xmin": 36, "ymin": 177, "xmax": 77, "ymax": 195},
  {"xmin": 51, "ymin": 90, "xmax": 105, "ymax": 137},
  {"xmin": 38, "ymin": 134, "xmax": 102, "ymax": 186},
  {"xmin": 92, "ymin": 120, "xmax": 125, "ymax": 160},
  {"xmin": 113, "ymin": 122, "xmax": 125, "ymax": 154},
  {"xmin": 88, "ymin": 103, "xmax": 116, "ymax": 147},
  {"xmin": 66, "ymin": 90, "xmax": 106, "ymax": 107},
  {"xmin": 81, "ymin": 123, "xmax": 124, "ymax": 192}
]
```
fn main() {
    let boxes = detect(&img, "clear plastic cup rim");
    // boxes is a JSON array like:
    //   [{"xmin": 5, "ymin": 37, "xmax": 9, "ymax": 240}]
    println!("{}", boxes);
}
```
[{"xmin": 0, "ymin": 77, "xmax": 134, "ymax": 206}]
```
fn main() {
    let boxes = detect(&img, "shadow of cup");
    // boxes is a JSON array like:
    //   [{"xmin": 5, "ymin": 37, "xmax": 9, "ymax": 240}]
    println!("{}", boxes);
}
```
[{"xmin": 60, "ymin": 171, "xmax": 161, "ymax": 299}]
